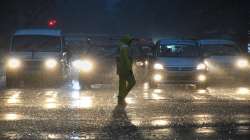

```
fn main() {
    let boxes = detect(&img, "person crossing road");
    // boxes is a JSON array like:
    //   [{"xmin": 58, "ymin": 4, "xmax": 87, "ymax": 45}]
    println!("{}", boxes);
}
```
[{"xmin": 116, "ymin": 35, "xmax": 136, "ymax": 105}]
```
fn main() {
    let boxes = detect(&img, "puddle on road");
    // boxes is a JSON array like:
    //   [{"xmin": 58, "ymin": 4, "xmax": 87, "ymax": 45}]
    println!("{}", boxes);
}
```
[
  {"xmin": 71, "ymin": 96, "xmax": 93, "ymax": 109},
  {"xmin": 0, "ymin": 113, "xmax": 29, "ymax": 121},
  {"xmin": 192, "ymin": 114, "xmax": 214, "ymax": 125},
  {"xmin": 195, "ymin": 127, "xmax": 216, "ymax": 135}
]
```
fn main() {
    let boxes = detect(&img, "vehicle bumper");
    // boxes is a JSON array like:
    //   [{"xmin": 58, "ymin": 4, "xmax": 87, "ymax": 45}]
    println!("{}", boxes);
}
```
[
  {"xmin": 79, "ymin": 71, "xmax": 117, "ymax": 83},
  {"xmin": 150, "ymin": 71, "xmax": 207, "ymax": 84},
  {"xmin": 6, "ymin": 68, "xmax": 63, "ymax": 80}
]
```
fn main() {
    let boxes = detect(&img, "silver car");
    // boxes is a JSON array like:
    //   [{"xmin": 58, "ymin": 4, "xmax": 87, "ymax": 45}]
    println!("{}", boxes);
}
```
[{"xmin": 149, "ymin": 39, "xmax": 207, "ymax": 88}]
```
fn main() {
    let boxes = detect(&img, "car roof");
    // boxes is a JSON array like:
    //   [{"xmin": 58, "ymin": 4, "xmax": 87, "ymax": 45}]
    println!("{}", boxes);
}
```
[
  {"xmin": 157, "ymin": 39, "xmax": 197, "ymax": 46},
  {"xmin": 14, "ymin": 29, "xmax": 62, "ymax": 37},
  {"xmin": 198, "ymin": 39, "xmax": 236, "ymax": 46}
]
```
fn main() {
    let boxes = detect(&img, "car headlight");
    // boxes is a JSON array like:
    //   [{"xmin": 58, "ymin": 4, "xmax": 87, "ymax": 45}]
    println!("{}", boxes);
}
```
[
  {"xmin": 72, "ymin": 59, "xmax": 84, "ymax": 70},
  {"xmin": 154, "ymin": 63, "xmax": 164, "ymax": 70},
  {"xmin": 74, "ymin": 59, "xmax": 93, "ymax": 72},
  {"xmin": 45, "ymin": 58, "xmax": 58, "ymax": 69},
  {"xmin": 197, "ymin": 63, "xmax": 207, "ymax": 70},
  {"xmin": 136, "ymin": 61, "xmax": 144, "ymax": 66},
  {"xmin": 197, "ymin": 74, "xmax": 207, "ymax": 82},
  {"xmin": 153, "ymin": 74, "xmax": 162, "ymax": 82},
  {"xmin": 7, "ymin": 58, "xmax": 21, "ymax": 69},
  {"xmin": 236, "ymin": 58, "xmax": 248, "ymax": 69}
]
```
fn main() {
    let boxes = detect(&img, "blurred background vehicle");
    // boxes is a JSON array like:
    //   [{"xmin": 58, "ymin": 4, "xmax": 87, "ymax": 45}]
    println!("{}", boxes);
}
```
[
  {"xmin": 67, "ymin": 35, "xmax": 153, "ymax": 88},
  {"xmin": 199, "ymin": 39, "xmax": 250, "ymax": 83}
]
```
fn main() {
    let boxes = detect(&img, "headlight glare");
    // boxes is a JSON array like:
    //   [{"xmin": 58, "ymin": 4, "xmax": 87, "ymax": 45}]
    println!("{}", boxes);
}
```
[
  {"xmin": 74, "ymin": 59, "xmax": 93, "ymax": 72},
  {"xmin": 153, "ymin": 74, "xmax": 162, "ymax": 82},
  {"xmin": 154, "ymin": 63, "xmax": 164, "ymax": 70},
  {"xmin": 198, "ymin": 74, "xmax": 207, "ymax": 82},
  {"xmin": 45, "ymin": 58, "xmax": 58, "ymax": 69},
  {"xmin": 197, "ymin": 63, "xmax": 206, "ymax": 70},
  {"xmin": 236, "ymin": 59, "xmax": 248, "ymax": 69},
  {"xmin": 72, "ymin": 60, "xmax": 83, "ymax": 70},
  {"xmin": 7, "ymin": 58, "xmax": 21, "ymax": 69}
]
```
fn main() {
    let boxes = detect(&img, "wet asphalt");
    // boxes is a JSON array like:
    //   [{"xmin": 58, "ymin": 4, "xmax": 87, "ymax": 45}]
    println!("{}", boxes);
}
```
[{"xmin": 1, "ymin": 82, "xmax": 250, "ymax": 140}]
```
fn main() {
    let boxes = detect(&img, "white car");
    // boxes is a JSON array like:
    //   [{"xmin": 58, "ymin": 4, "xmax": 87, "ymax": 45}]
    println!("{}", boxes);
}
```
[
  {"xmin": 5, "ymin": 29, "xmax": 69, "ymax": 87},
  {"xmin": 199, "ymin": 39, "xmax": 249, "ymax": 82},
  {"xmin": 149, "ymin": 39, "xmax": 207, "ymax": 88}
]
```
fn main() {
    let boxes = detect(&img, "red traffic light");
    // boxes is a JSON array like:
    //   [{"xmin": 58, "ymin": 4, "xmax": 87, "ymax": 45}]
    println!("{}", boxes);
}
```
[{"xmin": 48, "ymin": 19, "xmax": 57, "ymax": 28}]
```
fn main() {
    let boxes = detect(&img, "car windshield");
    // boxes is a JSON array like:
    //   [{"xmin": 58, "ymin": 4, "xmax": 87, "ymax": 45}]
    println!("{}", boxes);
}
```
[
  {"xmin": 157, "ymin": 44, "xmax": 199, "ymax": 57},
  {"xmin": 202, "ymin": 45, "xmax": 240, "ymax": 56},
  {"xmin": 12, "ymin": 35, "xmax": 61, "ymax": 52},
  {"xmin": 86, "ymin": 45, "xmax": 118, "ymax": 58}
]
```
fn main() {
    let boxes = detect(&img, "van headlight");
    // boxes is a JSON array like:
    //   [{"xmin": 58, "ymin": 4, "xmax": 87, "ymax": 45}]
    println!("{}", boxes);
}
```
[
  {"xmin": 198, "ymin": 74, "xmax": 207, "ymax": 82},
  {"xmin": 197, "ymin": 63, "xmax": 207, "ymax": 70},
  {"xmin": 45, "ymin": 58, "xmax": 58, "ymax": 70},
  {"xmin": 72, "ymin": 59, "xmax": 83, "ymax": 70},
  {"xmin": 236, "ymin": 58, "xmax": 248, "ymax": 69},
  {"xmin": 7, "ymin": 58, "xmax": 21, "ymax": 69},
  {"xmin": 73, "ymin": 59, "xmax": 93, "ymax": 72},
  {"xmin": 153, "ymin": 74, "xmax": 162, "ymax": 82},
  {"xmin": 154, "ymin": 63, "xmax": 164, "ymax": 70}
]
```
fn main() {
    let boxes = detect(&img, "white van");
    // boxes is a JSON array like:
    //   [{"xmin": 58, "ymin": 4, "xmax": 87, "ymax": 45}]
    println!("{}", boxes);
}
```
[{"xmin": 5, "ymin": 29, "xmax": 69, "ymax": 87}]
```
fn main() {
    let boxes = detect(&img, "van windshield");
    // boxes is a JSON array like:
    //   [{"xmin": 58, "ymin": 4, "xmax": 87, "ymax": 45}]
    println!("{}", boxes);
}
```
[
  {"xmin": 202, "ymin": 45, "xmax": 240, "ymax": 56},
  {"xmin": 12, "ymin": 35, "xmax": 61, "ymax": 52},
  {"xmin": 157, "ymin": 44, "xmax": 199, "ymax": 57}
]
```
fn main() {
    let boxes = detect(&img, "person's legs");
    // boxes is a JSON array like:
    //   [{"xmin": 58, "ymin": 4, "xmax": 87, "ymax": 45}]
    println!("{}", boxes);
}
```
[
  {"xmin": 118, "ymin": 76, "xmax": 127, "ymax": 104},
  {"xmin": 125, "ymin": 71, "xmax": 136, "ymax": 96}
]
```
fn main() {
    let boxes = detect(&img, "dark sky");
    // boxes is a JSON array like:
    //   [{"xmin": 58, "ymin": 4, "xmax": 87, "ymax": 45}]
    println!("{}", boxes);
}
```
[{"xmin": 0, "ymin": 0, "xmax": 249, "ymax": 39}]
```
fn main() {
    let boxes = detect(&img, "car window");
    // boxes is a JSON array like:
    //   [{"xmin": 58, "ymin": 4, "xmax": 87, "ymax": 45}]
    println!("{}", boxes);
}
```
[
  {"xmin": 13, "ymin": 35, "xmax": 61, "ymax": 52},
  {"xmin": 202, "ymin": 45, "xmax": 240, "ymax": 56},
  {"xmin": 157, "ymin": 44, "xmax": 199, "ymax": 57}
]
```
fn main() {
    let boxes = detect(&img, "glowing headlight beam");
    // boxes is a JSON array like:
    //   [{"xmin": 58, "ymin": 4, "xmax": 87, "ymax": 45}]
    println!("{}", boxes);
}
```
[
  {"xmin": 72, "ymin": 60, "xmax": 84, "ymax": 70},
  {"xmin": 198, "ymin": 74, "xmax": 207, "ymax": 82},
  {"xmin": 236, "ymin": 59, "xmax": 248, "ymax": 69},
  {"xmin": 73, "ymin": 59, "xmax": 93, "ymax": 72},
  {"xmin": 153, "ymin": 74, "xmax": 162, "ymax": 82},
  {"xmin": 45, "ymin": 58, "xmax": 58, "ymax": 69},
  {"xmin": 154, "ymin": 63, "xmax": 164, "ymax": 70},
  {"xmin": 7, "ymin": 58, "xmax": 21, "ymax": 69},
  {"xmin": 81, "ymin": 60, "xmax": 93, "ymax": 72},
  {"xmin": 197, "ymin": 63, "xmax": 206, "ymax": 70}
]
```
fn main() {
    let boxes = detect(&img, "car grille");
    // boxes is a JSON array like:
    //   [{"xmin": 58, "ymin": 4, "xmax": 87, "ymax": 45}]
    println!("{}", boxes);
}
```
[
  {"xmin": 24, "ymin": 61, "xmax": 43, "ymax": 70},
  {"xmin": 166, "ymin": 67, "xmax": 195, "ymax": 71}
]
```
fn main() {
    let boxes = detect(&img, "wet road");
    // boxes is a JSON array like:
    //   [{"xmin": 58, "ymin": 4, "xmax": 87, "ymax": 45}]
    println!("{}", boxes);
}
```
[{"xmin": 1, "ymin": 82, "xmax": 250, "ymax": 140}]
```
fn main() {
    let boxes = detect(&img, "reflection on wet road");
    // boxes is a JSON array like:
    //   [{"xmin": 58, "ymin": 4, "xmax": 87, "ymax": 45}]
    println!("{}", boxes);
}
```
[{"xmin": 1, "ymin": 84, "xmax": 250, "ymax": 139}]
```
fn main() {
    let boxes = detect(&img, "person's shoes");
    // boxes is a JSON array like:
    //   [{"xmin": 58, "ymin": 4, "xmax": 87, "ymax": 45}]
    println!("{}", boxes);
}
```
[{"xmin": 118, "ymin": 98, "xmax": 127, "ymax": 106}]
